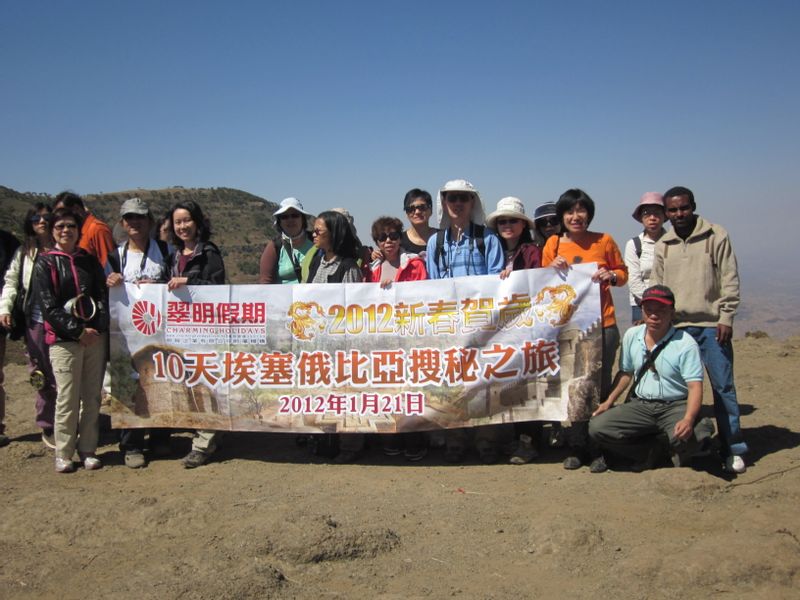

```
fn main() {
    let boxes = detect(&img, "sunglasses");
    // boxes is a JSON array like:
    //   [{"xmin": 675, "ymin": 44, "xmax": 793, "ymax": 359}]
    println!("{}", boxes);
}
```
[
  {"xmin": 312, "ymin": 228, "xmax": 327, "ymax": 237},
  {"xmin": 377, "ymin": 231, "xmax": 401, "ymax": 243},
  {"xmin": 496, "ymin": 218, "xmax": 520, "ymax": 226},
  {"xmin": 123, "ymin": 213, "xmax": 147, "ymax": 220},
  {"xmin": 537, "ymin": 217, "xmax": 560, "ymax": 227},
  {"xmin": 29, "ymin": 214, "xmax": 52, "ymax": 223},
  {"xmin": 405, "ymin": 203, "xmax": 429, "ymax": 214},
  {"xmin": 54, "ymin": 223, "xmax": 78, "ymax": 231},
  {"xmin": 446, "ymin": 193, "xmax": 472, "ymax": 204},
  {"xmin": 278, "ymin": 212, "xmax": 302, "ymax": 220}
]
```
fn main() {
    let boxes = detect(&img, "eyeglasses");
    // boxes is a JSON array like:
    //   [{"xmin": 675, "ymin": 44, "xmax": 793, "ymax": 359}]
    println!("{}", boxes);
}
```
[
  {"xmin": 54, "ymin": 223, "xmax": 78, "ymax": 231},
  {"xmin": 377, "ymin": 231, "xmax": 401, "ymax": 243},
  {"xmin": 446, "ymin": 193, "xmax": 472, "ymax": 204},
  {"xmin": 312, "ymin": 228, "xmax": 327, "ymax": 237},
  {"xmin": 123, "ymin": 213, "xmax": 147, "ymax": 220},
  {"xmin": 537, "ymin": 217, "xmax": 559, "ymax": 227},
  {"xmin": 496, "ymin": 218, "xmax": 520, "ymax": 226},
  {"xmin": 278, "ymin": 212, "xmax": 302, "ymax": 220},
  {"xmin": 29, "ymin": 214, "xmax": 52, "ymax": 223},
  {"xmin": 405, "ymin": 204, "xmax": 429, "ymax": 214}
]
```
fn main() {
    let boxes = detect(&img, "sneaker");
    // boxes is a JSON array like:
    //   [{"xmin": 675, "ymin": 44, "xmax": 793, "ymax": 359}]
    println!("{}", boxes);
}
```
[
  {"xmin": 81, "ymin": 454, "xmax": 102, "ymax": 470},
  {"xmin": 182, "ymin": 450, "xmax": 210, "ymax": 469},
  {"xmin": 724, "ymin": 455, "xmax": 746, "ymax": 474},
  {"xmin": 124, "ymin": 450, "xmax": 146, "ymax": 469},
  {"xmin": 42, "ymin": 430, "xmax": 56, "ymax": 450},
  {"xmin": 404, "ymin": 447, "xmax": 428, "ymax": 462},
  {"xmin": 55, "ymin": 457, "xmax": 75, "ymax": 473},
  {"xmin": 589, "ymin": 456, "xmax": 608, "ymax": 473},
  {"xmin": 509, "ymin": 434, "xmax": 539, "ymax": 465},
  {"xmin": 563, "ymin": 455, "xmax": 583, "ymax": 470},
  {"xmin": 0, "ymin": 432, "xmax": 9, "ymax": 448}
]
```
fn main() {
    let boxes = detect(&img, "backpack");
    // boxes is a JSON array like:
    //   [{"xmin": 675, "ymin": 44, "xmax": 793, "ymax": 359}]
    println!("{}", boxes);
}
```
[
  {"xmin": 432, "ymin": 223, "xmax": 486, "ymax": 274},
  {"xmin": 108, "ymin": 239, "xmax": 170, "ymax": 281},
  {"xmin": 631, "ymin": 235, "xmax": 642, "ymax": 258}
]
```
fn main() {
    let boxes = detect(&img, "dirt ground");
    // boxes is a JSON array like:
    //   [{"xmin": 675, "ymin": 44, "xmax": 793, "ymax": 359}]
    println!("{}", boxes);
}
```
[{"xmin": 1, "ymin": 334, "xmax": 799, "ymax": 600}]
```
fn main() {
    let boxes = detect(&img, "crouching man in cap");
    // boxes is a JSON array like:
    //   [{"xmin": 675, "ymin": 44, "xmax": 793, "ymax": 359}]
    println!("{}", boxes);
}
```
[{"xmin": 587, "ymin": 285, "xmax": 712, "ymax": 473}]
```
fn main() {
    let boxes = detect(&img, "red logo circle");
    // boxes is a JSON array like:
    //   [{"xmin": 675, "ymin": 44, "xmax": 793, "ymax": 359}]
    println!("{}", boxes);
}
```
[{"xmin": 131, "ymin": 300, "xmax": 162, "ymax": 336}]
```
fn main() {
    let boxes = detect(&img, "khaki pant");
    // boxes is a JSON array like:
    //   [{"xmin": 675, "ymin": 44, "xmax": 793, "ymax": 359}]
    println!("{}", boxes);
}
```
[
  {"xmin": 50, "ymin": 336, "xmax": 107, "ymax": 460},
  {"xmin": 192, "ymin": 429, "xmax": 220, "ymax": 454}
]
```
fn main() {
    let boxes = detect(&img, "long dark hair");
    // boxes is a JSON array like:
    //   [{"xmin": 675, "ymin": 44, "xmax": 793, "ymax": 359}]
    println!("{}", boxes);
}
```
[
  {"xmin": 317, "ymin": 211, "xmax": 360, "ymax": 260},
  {"xmin": 168, "ymin": 200, "xmax": 212, "ymax": 249},
  {"xmin": 23, "ymin": 202, "xmax": 53, "ymax": 253}
]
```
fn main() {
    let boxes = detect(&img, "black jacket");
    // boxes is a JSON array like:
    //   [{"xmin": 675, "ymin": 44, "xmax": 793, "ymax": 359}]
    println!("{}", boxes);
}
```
[
  {"xmin": 31, "ymin": 248, "xmax": 109, "ymax": 342},
  {"xmin": 170, "ymin": 241, "xmax": 226, "ymax": 285}
]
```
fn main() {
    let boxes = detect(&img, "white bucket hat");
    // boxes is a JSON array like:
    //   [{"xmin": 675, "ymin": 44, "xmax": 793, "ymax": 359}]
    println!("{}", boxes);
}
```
[
  {"xmin": 274, "ymin": 197, "xmax": 313, "ymax": 218},
  {"xmin": 486, "ymin": 197, "xmax": 535, "ymax": 229},
  {"xmin": 435, "ymin": 179, "xmax": 486, "ymax": 229}
]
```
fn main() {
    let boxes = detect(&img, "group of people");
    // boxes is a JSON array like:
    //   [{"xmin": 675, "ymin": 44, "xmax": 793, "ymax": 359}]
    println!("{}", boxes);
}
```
[{"xmin": 0, "ymin": 180, "xmax": 748, "ymax": 476}]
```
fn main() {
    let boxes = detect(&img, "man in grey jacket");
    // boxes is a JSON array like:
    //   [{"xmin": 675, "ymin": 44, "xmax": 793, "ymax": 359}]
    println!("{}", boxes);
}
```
[{"xmin": 651, "ymin": 186, "xmax": 747, "ymax": 474}]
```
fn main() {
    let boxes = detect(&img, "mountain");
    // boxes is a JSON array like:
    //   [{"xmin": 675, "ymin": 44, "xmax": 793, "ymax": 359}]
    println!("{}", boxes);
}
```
[{"xmin": 0, "ymin": 185, "xmax": 281, "ymax": 282}]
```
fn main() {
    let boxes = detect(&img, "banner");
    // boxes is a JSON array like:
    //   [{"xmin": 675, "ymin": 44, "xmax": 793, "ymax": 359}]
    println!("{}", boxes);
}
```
[{"xmin": 109, "ymin": 264, "xmax": 602, "ymax": 434}]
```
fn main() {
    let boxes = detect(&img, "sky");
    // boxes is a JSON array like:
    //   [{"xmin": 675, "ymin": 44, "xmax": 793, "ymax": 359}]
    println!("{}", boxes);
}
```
[{"xmin": 2, "ymin": 1, "xmax": 799, "ymax": 280}]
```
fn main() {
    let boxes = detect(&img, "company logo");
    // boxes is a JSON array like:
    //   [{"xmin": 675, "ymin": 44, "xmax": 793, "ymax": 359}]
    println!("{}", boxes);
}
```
[
  {"xmin": 131, "ymin": 300, "xmax": 162, "ymax": 336},
  {"xmin": 287, "ymin": 301, "xmax": 326, "ymax": 341}
]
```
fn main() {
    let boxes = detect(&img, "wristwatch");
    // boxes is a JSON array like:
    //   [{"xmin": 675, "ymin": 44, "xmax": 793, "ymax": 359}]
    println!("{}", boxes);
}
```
[{"xmin": 609, "ymin": 272, "xmax": 617, "ymax": 286}]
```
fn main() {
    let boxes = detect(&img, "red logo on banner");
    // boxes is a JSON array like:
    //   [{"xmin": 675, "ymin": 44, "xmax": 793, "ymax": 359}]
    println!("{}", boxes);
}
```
[{"xmin": 131, "ymin": 300, "xmax": 162, "ymax": 336}]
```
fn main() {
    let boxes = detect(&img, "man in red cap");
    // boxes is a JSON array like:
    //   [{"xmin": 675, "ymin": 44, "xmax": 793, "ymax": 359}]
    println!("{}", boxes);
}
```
[{"xmin": 587, "ymin": 285, "xmax": 712, "ymax": 472}]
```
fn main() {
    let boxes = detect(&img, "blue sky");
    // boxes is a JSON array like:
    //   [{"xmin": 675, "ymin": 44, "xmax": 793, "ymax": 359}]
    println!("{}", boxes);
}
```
[{"xmin": 2, "ymin": 1, "xmax": 798, "ymax": 276}]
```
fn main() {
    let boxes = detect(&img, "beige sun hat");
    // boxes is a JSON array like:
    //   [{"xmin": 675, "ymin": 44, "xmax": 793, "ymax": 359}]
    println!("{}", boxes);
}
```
[
  {"xmin": 435, "ymin": 179, "xmax": 486, "ymax": 229},
  {"xmin": 486, "ymin": 196, "xmax": 535, "ymax": 229}
]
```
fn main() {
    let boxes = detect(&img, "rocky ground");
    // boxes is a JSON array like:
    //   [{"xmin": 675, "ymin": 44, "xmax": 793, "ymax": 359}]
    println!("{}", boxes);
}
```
[{"xmin": 1, "ymin": 335, "xmax": 799, "ymax": 599}]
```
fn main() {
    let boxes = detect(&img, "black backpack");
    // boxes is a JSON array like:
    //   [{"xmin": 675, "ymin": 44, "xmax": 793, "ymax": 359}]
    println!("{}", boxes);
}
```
[{"xmin": 432, "ymin": 223, "xmax": 486, "ymax": 274}]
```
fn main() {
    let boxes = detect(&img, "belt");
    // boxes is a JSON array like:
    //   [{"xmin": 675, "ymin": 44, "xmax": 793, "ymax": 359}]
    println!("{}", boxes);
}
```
[{"xmin": 631, "ymin": 395, "xmax": 687, "ymax": 404}]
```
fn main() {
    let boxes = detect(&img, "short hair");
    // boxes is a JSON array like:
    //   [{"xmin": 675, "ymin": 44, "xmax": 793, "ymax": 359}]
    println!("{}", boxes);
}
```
[
  {"xmin": 49, "ymin": 207, "xmax": 84, "ymax": 243},
  {"xmin": 317, "ymin": 210, "xmax": 361, "ymax": 261},
  {"xmin": 403, "ymin": 188, "xmax": 432, "ymax": 209},
  {"xmin": 555, "ymin": 188, "xmax": 595, "ymax": 225},
  {"xmin": 54, "ymin": 191, "xmax": 85, "ymax": 211},
  {"xmin": 663, "ymin": 186, "xmax": 696, "ymax": 210},
  {"xmin": 168, "ymin": 200, "xmax": 212, "ymax": 248},
  {"xmin": 371, "ymin": 216, "xmax": 404, "ymax": 243}
]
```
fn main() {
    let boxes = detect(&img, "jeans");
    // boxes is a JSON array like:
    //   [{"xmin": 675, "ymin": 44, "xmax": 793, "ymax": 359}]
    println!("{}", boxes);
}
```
[{"xmin": 683, "ymin": 326, "xmax": 748, "ymax": 456}]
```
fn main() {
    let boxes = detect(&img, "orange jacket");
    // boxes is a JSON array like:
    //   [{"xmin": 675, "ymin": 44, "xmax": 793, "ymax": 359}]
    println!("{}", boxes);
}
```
[
  {"xmin": 542, "ymin": 232, "xmax": 627, "ymax": 328},
  {"xmin": 79, "ymin": 213, "xmax": 115, "ymax": 268}
]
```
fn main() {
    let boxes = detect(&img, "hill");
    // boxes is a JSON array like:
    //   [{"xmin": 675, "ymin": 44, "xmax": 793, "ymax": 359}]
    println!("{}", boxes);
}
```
[{"xmin": 0, "ymin": 185, "xmax": 281, "ymax": 282}]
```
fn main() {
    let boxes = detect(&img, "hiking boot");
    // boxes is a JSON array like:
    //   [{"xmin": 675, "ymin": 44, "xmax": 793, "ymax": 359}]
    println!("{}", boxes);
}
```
[
  {"xmin": 80, "ymin": 453, "xmax": 102, "ymax": 470},
  {"xmin": 124, "ymin": 450, "xmax": 146, "ymax": 469},
  {"xmin": 41, "ymin": 429, "xmax": 56, "ymax": 450},
  {"xmin": 55, "ymin": 457, "xmax": 75, "ymax": 473},
  {"xmin": 509, "ymin": 434, "xmax": 538, "ymax": 465},
  {"xmin": 182, "ymin": 450, "xmax": 210, "ymax": 469},
  {"xmin": 724, "ymin": 455, "xmax": 746, "ymax": 474},
  {"xmin": 589, "ymin": 456, "xmax": 608, "ymax": 473}
]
